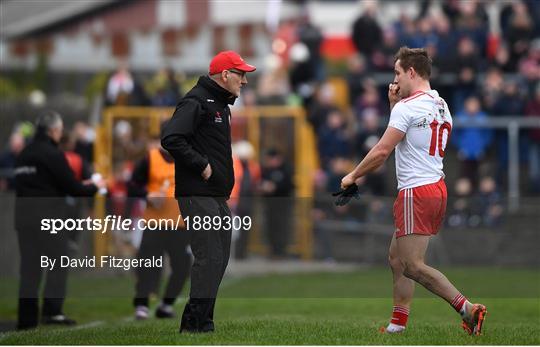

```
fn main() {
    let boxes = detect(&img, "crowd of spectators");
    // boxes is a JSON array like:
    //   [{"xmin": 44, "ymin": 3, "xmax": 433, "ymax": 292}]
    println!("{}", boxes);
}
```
[
  {"xmin": 91, "ymin": 0, "xmax": 539, "ymax": 208},
  {"xmin": 2, "ymin": 1, "xmax": 539, "ymax": 262},
  {"xmin": 290, "ymin": 0, "xmax": 537, "ymax": 231},
  {"xmin": 347, "ymin": 0, "xmax": 538, "ymax": 197},
  {"xmin": 104, "ymin": 63, "xmax": 184, "ymax": 107},
  {"xmin": 246, "ymin": 0, "xmax": 538, "ymax": 241}
]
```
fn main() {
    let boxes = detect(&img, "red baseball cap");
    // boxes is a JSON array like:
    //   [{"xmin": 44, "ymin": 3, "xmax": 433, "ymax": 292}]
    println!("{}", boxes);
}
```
[{"xmin": 209, "ymin": 50, "xmax": 256, "ymax": 75}]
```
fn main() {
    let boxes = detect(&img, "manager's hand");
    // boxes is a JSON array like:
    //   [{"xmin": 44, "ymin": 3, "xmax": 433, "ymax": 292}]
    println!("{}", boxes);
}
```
[{"xmin": 202, "ymin": 163, "xmax": 212, "ymax": 181}]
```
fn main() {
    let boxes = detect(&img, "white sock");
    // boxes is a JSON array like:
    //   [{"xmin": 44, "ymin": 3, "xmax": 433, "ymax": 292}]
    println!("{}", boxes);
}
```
[
  {"xmin": 158, "ymin": 302, "xmax": 173, "ymax": 313},
  {"xmin": 460, "ymin": 300, "xmax": 472, "ymax": 319},
  {"xmin": 135, "ymin": 305, "xmax": 149, "ymax": 319},
  {"xmin": 386, "ymin": 322, "xmax": 406, "ymax": 333}
]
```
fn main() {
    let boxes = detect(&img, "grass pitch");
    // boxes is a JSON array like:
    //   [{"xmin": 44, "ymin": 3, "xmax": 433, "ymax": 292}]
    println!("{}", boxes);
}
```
[{"xmin": 0, "ymin": 267, "xmax": 538, "ymax": 345}]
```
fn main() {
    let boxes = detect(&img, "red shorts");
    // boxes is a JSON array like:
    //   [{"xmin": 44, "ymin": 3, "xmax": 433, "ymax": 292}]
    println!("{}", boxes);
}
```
[{"xmin": 393, "ymin": 179, "xmax": 447, "ymax": 238}]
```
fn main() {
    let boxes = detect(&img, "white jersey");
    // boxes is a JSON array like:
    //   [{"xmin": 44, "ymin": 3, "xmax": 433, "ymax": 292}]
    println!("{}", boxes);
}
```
[{"xmin": 388, "ymin": 90, "xmax": 453, "ymax": 190}]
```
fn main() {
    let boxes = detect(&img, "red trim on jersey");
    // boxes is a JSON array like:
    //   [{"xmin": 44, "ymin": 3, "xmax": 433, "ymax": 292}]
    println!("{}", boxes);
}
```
[{"xmin": 402, "ymin": 90, "xmax": 434, "ymax": 103}]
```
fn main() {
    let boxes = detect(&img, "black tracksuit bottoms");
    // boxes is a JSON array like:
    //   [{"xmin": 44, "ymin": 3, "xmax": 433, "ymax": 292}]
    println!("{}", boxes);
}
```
[
  {"xmin": 133, "ymin": 228, "xmax": 191, "ymax": 308},
  {"xmin": 177, "ymin": 196, "xmax": 231, "ymax": 332},
  {"xmin": 16, "ymin": 225, "xmax": 69, "ymax": 329}
]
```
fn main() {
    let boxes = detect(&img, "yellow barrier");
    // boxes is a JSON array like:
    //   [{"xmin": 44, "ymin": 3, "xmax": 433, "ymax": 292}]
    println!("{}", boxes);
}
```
[{"xmin": 94, "ymin": 106, "xmax": 318, "ymax": 260}]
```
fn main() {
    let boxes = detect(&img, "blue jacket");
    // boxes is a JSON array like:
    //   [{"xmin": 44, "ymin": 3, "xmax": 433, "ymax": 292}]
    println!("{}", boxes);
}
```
[{"xmin": 453, "ymin": 111, "xmax": 493, "ymax": 160}]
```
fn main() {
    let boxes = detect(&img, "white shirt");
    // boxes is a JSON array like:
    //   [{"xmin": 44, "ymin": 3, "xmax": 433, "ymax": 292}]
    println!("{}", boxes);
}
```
[{"xmin": 388, "ymin": 90, "xmax": 453, "ymax": 190}]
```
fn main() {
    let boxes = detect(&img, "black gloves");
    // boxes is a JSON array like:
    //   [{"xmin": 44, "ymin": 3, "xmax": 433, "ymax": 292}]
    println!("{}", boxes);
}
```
[{"xmin": 332, "ymin": 184, "xmax": 360, "ymax": 206}]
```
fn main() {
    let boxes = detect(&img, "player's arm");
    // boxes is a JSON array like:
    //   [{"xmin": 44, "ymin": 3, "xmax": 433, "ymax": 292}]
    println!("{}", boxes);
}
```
[{"xmin": 341, "ymin": 127, "xmax": 405, "ymax": 189}]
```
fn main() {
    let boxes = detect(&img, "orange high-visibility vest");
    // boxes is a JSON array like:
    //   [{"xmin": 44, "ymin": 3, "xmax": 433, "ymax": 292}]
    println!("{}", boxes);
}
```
[
  {"xmin": 143, "ymin": 148, "xmax": 184, "ymax": 227},
  {"xmin": 231, "ymin": 156, "xmax": 261, "ymax": 199},
  {"xmin": 147, "ymin": 148, "xmax": 175, "ymax": 197}
]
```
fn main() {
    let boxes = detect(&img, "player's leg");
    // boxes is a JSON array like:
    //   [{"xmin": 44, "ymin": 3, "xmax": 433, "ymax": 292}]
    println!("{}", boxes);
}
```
[
  {"xmin": 382, "ymin": 233, "xmax": 415, "ymax": 333},
  {"xmin": 397, "ymin": 234, "xmax": 460, "ymax": 301},
  {"xmin": 413, "ymin": 180, "xmax": 487, "ymax": 334},
  {"xmin": 133, "ymin": 229, "xmax": 163, "ymax": 320},
  {"xmin": 397, "ymin": 234, "xmax": 486, "ymax": 335}
]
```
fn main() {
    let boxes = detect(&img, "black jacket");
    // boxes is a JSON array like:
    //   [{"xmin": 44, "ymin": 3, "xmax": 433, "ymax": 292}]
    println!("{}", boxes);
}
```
[
  {"xmin": 161, "ymin": 76, "xmax": 236, "ymax": 198},
  {"xmin": 14, "ymin": 132, "xmax": 97, "ymax": 229}
]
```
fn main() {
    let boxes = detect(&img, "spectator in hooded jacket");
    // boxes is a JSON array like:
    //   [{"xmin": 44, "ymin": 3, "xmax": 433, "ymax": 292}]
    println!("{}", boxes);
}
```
[{"xmin": 453, "ymin": 96, "xmax": 493, "ymax": 189}]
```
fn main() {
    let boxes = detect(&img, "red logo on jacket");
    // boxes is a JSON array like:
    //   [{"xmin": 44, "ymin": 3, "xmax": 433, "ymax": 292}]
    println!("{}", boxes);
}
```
[{"xmin": 215, "ymin": 111, "xmax": 223, "ymax": 123}]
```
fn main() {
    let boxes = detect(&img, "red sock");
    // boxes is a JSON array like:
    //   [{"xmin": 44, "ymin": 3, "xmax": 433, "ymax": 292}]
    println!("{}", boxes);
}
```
[
  {"xmin": 451, "ymin": 293, "xmax": 467, "ymax": 313},
  {"xmin": 390, "ymin": 305, "xmax": 409, "ymax": 327}
]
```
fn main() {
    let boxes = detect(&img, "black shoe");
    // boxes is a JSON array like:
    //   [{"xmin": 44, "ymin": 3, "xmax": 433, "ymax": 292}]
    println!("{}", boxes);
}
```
[
  {"xmin": 201, "ymin": 320, "xmax": 215, "ymax": 332},
  {"xmin": 179, "ymin": 319, "xmax": 214, "ymax": 333},
  {"xmin": 179, "ymin": 326, "xmax": 214, "ymax": 333},
  {"xmin": 42, "ymin": 315, "xmax": 77, "ymax": 326},
  {"xmin": 17, "ymin": 322, "xmax": 37, "ymax": 330},
  {"xmin": 155, "ymin": 304, "xmax": 175, "ymax": 319}
]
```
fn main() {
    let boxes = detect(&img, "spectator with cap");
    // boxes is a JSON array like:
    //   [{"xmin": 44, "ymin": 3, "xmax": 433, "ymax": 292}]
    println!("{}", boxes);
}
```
[
  {"xmin": 14, "ymin": 110, "xmax": 105, "ymax": 330},
  {"xmin": 161, "ymin": 50, "xmax": 256, "ymax": 333}
]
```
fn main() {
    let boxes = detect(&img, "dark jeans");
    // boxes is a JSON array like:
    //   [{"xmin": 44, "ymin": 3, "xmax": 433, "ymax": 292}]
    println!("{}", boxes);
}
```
[
  {"xmin": 16, "ymin": 225, "xmax": 69, "ymax": 329},
  {"xmin": 264, "ymin": 200, "xmax": 291, "ymax": 257},
  {"xmin": 133, "ymin": 228, "xmax": 191, "ymax": 307},
  {"xmin": 234, "ymin": 197, "xmax": 254, "ymax": 259},
  {"xmin": 177, "ymin": 196, "xmax": 232, "ymax": 332}
]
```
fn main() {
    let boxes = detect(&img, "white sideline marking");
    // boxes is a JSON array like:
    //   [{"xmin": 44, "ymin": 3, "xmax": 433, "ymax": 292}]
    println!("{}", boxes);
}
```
[
  {"xmin": 0, "ymin": 276, "xmax": 238, "ymax": 340},
  {"xmin": 0, "ymin": 320, "xmax": 104, "ymax": 341},
  {"xmin": 0, "ymin": 332, "xmax": 15, "ymax": 341},
  {"xmin": 69, "ymin": 320, "xmax": 104, "ymax": 330}
]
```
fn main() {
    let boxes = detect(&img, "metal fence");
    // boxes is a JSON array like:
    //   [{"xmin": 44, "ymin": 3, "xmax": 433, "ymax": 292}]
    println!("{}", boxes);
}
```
[{"xmin": 452, "ymin": 116, "xmax": 540, "ymax": 212}]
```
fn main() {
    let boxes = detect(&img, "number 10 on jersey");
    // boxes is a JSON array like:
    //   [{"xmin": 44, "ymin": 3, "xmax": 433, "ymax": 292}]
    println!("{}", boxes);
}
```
[{"xmin": 429, "ymin": 120, "xmax": 451, "ymax": 157}]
